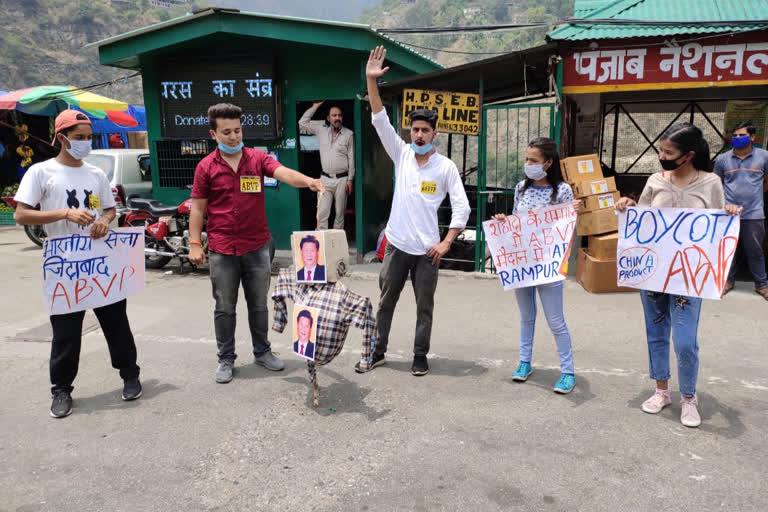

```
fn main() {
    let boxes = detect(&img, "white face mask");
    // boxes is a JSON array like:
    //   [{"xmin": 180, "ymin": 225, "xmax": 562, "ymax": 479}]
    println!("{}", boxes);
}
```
[
  {"xmin": 63, "ymin": 136, "xmax": 92, "ymax": 160},
  {"xmin": 524, "ymin": 164, "xmax": 547, "ymax": 181}
]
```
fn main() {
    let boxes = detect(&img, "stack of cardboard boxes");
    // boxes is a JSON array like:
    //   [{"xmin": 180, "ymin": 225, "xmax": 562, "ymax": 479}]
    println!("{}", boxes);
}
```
[{"xmin": 560, "ymin": 154, "xmax": 632, "ymax": 293}]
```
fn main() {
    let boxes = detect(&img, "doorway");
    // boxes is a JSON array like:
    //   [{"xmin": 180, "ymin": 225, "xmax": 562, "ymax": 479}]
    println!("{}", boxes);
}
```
[{"xmin": 296, "ymin": 100, "xmax": 356, "ymax": 243}]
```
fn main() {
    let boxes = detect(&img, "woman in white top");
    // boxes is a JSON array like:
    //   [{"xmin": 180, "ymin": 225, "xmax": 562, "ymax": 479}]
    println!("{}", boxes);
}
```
[{"xmin": 492, "ymin": 137, "xmax": 582, "ymax": 394}]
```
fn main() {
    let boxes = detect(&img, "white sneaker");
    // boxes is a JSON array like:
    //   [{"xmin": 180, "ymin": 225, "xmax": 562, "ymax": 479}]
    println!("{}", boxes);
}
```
[
  {"xmin": 680, "ymin": 396, "xmax": 701, "ymax": 428},
  {"xmin": 641, "ymin": 391, "xmax": 671, "ymax": 414}
]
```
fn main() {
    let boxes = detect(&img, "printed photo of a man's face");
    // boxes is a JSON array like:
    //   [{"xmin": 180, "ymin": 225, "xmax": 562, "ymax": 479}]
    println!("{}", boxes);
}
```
[
  {"xmin": 294, "ymin": 231, "xmax": 327, "ymax": 283},
  {"xmin": 301, "ymin": 236, "xmax": 319, "ymax": 268},
  {"xmin": 293, "ymin": 304, "xmax": 319, "ymax": 361},
  {"xmin": 297, "ymin": 311, "xmax": 313, "ymax": 343}
]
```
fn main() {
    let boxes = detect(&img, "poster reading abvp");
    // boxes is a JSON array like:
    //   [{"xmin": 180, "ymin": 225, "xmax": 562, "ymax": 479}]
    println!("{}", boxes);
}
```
[
  {"xmin": 617, "ymin": 207, "xmax": 740, "ymax": 300},
  {"xmin": 42, "ymin": 228, "xmax": 146, "ymax": 315},
  {"xmin": 483, "ymin": 204, "xmax": 577, "ymax": 291},
  {"xmin": 158, "ymin": 57, "xmax": 278, "ymax": 139}
]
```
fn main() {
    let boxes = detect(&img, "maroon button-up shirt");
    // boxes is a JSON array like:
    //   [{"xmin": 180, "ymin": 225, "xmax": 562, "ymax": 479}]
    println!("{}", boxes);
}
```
[{"xmin": 191, "ymin": 147, "xmax": 281, "ymax": 255}]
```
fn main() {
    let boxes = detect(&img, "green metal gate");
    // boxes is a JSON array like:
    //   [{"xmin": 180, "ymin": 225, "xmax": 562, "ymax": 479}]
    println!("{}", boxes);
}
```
[{"xmin": 475, "ymin": 103, "xmax": 556, "ymax": 271}]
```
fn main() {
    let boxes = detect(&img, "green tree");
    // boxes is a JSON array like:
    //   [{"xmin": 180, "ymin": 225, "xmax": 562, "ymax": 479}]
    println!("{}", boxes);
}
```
[{"xmin": 491, "ymin": 0, "xmax": 508, "ymax": 22}]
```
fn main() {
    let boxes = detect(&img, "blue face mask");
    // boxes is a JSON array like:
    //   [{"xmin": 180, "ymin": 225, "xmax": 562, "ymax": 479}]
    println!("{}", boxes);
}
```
[
  {"xmin": 731, "ymin": 135, "xmax": 751, "ymax": 149},
  {"xmin": 411, "ymin": 142, "xmax": 433, "ymax": 155},
  {"xmin": 218, "ymin": 141, "xmax": 244, "ymax": 155}
]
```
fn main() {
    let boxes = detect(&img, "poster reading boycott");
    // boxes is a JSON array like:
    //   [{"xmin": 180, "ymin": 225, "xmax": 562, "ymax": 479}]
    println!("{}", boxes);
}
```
[
  {"xmin": 617, "ymin": 207, "xmax": 740, "ymax": 300},
  {"xmin": 402, "ymin": 88, "xmax": 480, "ymax": 135},
  {"xmin": 42, "ymin": 228, "xmax": 146, "ymax": 315},
  {"xmin": 483, "ymin": 204, "xmax": 577, "ymax": 290}
]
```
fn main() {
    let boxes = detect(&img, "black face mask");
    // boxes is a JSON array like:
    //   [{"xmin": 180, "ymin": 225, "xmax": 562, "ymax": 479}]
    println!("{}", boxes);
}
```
[{"xmin": 659, "ymin": 155, "xmax": 685, "ymax": 171}]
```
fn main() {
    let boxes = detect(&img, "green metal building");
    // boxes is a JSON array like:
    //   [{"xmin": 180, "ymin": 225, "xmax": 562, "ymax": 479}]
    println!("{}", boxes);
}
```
[{"xmin": 92, "ymin": 7, "xmax": 440, "ymax": 252}]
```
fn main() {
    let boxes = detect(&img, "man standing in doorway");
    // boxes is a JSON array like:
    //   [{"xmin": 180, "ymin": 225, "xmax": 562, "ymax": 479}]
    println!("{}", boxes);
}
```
[
  {"xmin": 189, "ymin": 103, "xmax": 324, "ymax": 383},
  {"xmin": 356, "ymin": 46, "xmax": 470, "ymax": 376},
  {"xmin": 299, "ymin": 101, "xmax": 355, "ymax": 230},
  {"xmin": 715, "ymin": 121, "xmax": 768, "ymax": 299}
]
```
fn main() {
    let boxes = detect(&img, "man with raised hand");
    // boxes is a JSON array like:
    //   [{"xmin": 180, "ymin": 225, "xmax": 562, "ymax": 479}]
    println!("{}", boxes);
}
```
[
  {"xmin": 356, "ymin": 46, "xmax": 470, "ymax": 377},
  {"xmin": 299, "ymin": 101, "xmax": 355, "ymax": 230}
]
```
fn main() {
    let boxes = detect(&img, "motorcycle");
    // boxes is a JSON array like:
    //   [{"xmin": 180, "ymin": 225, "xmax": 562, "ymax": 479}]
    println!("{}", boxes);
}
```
[
  {"xmin": 125, "ymin": 197, "xmax": 208, "ymax": 270},
  {"xmin": 3, "ymin": 196, "xmax": 47, "ymax": 246}
]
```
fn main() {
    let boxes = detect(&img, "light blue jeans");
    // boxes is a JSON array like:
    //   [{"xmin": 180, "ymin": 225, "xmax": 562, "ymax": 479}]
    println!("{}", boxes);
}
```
[
  {"xmin": 514, "ymin": 281, "xmax": 574, "ymax": 374},
  {"xmin": 640, "ymin": 291, "xmax": 702, "ymax": 397}
]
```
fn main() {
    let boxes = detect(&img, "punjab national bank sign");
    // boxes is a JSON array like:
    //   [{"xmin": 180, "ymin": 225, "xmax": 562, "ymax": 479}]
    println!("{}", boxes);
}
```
[{"xmin": 563, "ymin": 33, "xmax": 768, "ymax": 94}]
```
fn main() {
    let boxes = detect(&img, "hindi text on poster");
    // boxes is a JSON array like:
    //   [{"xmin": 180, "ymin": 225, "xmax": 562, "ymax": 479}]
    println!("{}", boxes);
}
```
[
  {"xmin": 483, "ymin": 204, "xmax": 577, "ymax": 291},
  {"xmin": 617, "ymin": 207, "xmax": 740, "ymax": 300},
  {"xmin": 42, "ymin": 227, "xmax": 146, "ymax": 315},
  {"xmin": 402, "ymin": 88, "xmax": 481, "ymax": 136}
]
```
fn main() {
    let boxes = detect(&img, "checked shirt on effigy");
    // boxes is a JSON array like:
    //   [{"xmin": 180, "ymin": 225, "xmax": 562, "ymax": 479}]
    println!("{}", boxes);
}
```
[{"xmin": 271, "ymin": 269, "xmax": 376, "ymax": 378}]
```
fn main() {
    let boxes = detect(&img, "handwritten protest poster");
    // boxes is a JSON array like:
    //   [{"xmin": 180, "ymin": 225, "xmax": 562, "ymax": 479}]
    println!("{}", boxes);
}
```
[
  {"xmin": 483, "ymin": 204, "xmax": 577, "ymax": 290},
  {"xmin": 617, "ymin": 207, "xmax": 740, "ymax": 300},
  {"xmin": 42, "ymin": 228, "xmax": 146, "ymax": 314}
]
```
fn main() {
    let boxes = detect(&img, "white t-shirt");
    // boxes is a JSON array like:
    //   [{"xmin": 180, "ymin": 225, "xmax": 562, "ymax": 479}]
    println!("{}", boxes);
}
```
[
  {"xmin": 14, "ymin": 158, "xmax": 116, "ymax": 239},
  {"xmin": 371, "ymin": 109, "xmax": 470, "ymax": 255}
]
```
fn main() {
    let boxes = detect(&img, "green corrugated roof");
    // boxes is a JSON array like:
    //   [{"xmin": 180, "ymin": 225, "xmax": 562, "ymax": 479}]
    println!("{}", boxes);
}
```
[
  {"xmin": 551, "ymin": 0, "xmax": 768, "ymax": 41},
  {"xmin": 573, "ymin": 0, "xmax": 616, "ymax": 18}
]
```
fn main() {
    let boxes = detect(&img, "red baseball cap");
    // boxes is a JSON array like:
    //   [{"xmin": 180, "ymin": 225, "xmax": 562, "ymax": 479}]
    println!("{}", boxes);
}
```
[{"xmin": 53, "ymin": 110, "xmax": 92, "ymax": 139}]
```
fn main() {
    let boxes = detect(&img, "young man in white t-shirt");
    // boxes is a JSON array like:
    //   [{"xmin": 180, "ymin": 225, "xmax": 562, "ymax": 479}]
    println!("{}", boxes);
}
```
[
  {"xmin": 355, "ymin": 46, "xmax": 470, "ymax": 376},
  {"xmin": 14, "ymin": 110, "xmax": 142, "ymax": 419}
]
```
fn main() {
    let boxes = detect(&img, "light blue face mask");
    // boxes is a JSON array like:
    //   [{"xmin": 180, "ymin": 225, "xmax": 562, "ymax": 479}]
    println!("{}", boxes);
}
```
[
  {"xmin": 411, "ymin": 142, "xmax": 433, "ymax": 155},
  {"xmin": 218, "ymin": 141, "xmax": 244, "ymax": 155}
]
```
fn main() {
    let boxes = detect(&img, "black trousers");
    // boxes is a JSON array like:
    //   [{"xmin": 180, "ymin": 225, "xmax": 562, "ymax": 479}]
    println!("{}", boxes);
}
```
[{"xmin": 49, "ymin": 299, "xmax": 140, "ymax": 394}]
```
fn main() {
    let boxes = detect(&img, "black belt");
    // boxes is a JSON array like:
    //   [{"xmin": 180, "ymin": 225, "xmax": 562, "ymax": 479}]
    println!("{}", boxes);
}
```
[{"xmin": 321, "ymin": 171, "xmax": 348, "ymax": 179}]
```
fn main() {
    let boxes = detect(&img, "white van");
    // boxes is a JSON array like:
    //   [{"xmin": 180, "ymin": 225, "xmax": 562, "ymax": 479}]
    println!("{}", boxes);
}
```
[{"xmin": 84, "ymin": 149, "xmax": 153, "ymax": 207}]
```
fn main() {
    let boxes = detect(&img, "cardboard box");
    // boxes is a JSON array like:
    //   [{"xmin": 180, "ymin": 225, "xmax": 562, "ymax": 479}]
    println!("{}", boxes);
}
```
[
  {"xmin": 577, "ymin": 207, "xmax": 618, "ymax": 236},
  {"xmin": 127, "ymin": 131, "xmax": 148, "ymax": 149},
  {"xmin": 560, "ymin": 154, "xmax": 603, "ymax": 184},
  {"xmin": 582, "ymin": 191, "xmax": 620, "ymax": 212},
  {"xmin": 573, "ymin": 176, "xmax": 617, "ymax": 198},
  {"xmin": 576, "ymin": 248, "xmax": 635, "ymax": 294},
  {"xmin": 587, "ymin": 232, "xmax": 618, "ymax": 261},
  {"xmin": 291, "ymin": 229, "xmax": 349, "ymax": 283}
]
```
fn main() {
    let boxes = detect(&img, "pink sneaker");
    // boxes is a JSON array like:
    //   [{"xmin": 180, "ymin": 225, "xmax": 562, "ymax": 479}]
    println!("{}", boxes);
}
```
[
  {"xmin": 641, "ymin": 391, "xmax": 671, "ymax": 414},
  {"xmin": 681, "ymin": 396, "xmax": 701, "ymax": 428}
]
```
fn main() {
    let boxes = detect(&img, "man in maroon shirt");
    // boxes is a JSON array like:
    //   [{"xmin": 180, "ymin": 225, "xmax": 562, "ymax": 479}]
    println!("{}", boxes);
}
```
[{"xmin": 190, "ymin": 103, "xmax": 324, "ymax": 383}]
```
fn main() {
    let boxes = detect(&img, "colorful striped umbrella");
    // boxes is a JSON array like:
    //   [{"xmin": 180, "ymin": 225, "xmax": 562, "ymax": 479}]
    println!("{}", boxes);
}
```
[{"xmin": 0, "ymin": 85, "xmax": 137, "ymax": 127}]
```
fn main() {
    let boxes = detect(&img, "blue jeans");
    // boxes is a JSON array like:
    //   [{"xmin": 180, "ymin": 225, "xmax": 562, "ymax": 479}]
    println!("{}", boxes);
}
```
[
  {"xmin": 514, "ymin": 281, "xmax": 574, "ymax": 374},
  {"xmin": 640, "ymin": 291, "xmax": 702, "ymax": 397},
  {"xmin": 208, "ymin": 244, "xmax": 273, "ymax": 363}
]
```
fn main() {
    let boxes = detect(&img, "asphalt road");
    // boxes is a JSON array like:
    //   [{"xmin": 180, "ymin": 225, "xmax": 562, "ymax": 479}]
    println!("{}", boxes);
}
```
[{"xmin": 1, "ymin": 226, "xmax": 766, "ymax": 511}]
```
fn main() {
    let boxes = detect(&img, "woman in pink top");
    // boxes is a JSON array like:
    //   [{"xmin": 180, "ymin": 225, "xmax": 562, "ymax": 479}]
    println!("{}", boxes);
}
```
[{"xmin": 616, "ymin": 123, "xmax": 740, "ymax": 428}]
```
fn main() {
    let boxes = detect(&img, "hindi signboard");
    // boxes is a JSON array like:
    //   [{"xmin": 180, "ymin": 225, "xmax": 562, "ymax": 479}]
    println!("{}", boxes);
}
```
[
  {"xmin": 563, "ymin": 33, "xmax": 768, "ymax": 94},
  {"xmin": 617, "ymin": 207, "xmax": 740, "ymax": 300},
  {"xmin": 483, "ymin": 204, "xmax": 577, "ymax": 290},
  {"xmin": 42, "ymin": 228, "xmax": 146, "ymax": 315},
  {"xmin": 158, "ymin": 57, "xmax": 278, "ymax": 139},
  {"xmin": 402, "ymin": 88, "xmax": 481, "ymax": 135}
]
